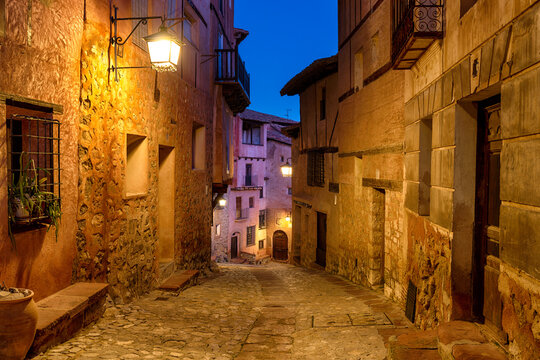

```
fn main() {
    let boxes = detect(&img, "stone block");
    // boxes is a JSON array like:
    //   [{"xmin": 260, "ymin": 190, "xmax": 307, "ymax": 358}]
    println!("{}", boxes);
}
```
[
  {"xmin": 452, "ymin": 344, "xmax": 507, "ymax": 360},
  {"xmin": 437, "ymin": 321, "xmax": 486, "ymax": 345},
  {"xmin": 489, "ymin": 27, "xmax": 511, "ymax": 87},
  {"xmin": 442, "ymin": 72, "xmax": 453, "ymax": 107},
  {"xmin": 500, "ymin": 204, "xmax": 540, "ymax": 280},
  {"xmin": 433, "ymin": 107, "xmax": 455, "ymax": 149},
  {"xmin": 479, "ymin": 37, "xmax": 494, "ymax": 91},
  {"xmin": 429, "ymin": 187, "xmax": 453, "ymax": 230},
  {"xmin": 405, "ymin": 122, "xmax": 420, "ymax": 152},
  {"xmin": 431, "ymin": 148, "xmax": 454, "ymax": 188},
  {"xmin": 501, "ymin": 66, "xmax": 540, "ymax": 139},
  {"xmin": 405, "ymin": 153, "xmax": 420, "ymax": 182},
  {"xmin": 510, "ymin": 2, "xmax": 540, "ymax": 75},
  {"xmin": 433, "ymin": 78, "xmax": 443, "ymax": 113},
  {"xmin": 460, "ymin": 58, "xmax": 471, "ymax": 98},
  {"xmin": 36, "ymin": 294, "xmax": 88, "ymax": 318},
  {"xmin": 405, "ymin": 181, "xmax": 419, "ymax": 213},
  {"xmin": 404, "ymin": 98, "xmax": 419, "ymax": 126},
  {"xmin": 501, "ymin": 139, "xmax": 540, "ymax": 207},
  {"xmin": 57, "ymin": 283, "xmax": 109, "ymax": 304}
]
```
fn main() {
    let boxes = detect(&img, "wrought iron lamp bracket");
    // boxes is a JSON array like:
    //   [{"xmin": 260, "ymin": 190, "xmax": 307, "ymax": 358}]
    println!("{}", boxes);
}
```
[{"xmin": 109, "ymin": 5, "xmax": 185, "ymax": 82}]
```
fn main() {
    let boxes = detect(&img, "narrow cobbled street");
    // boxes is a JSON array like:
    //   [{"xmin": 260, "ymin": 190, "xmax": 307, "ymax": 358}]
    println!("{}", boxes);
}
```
[{"xmin": 34, "ymin": 263, "xmax": 410, "ymax": 360}]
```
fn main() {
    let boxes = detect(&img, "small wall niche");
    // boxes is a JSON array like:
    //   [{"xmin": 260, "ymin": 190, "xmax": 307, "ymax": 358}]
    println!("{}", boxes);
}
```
[
  {"xmin": 192, "ymin": 123, "xmax": 206, "ymax": 170},
  {"xmin": 125, "ymin": 134, "xmax": 148, "ymax": 197}
]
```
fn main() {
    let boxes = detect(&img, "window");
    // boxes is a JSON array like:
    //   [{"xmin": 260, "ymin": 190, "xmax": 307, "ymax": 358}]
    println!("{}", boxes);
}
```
[
  {"xmin": 217, "ymin": 30, "xmax": 224, "ymax": 50},
  {"xmin": 287, "ymin": 187, "xmax": 292, "ymax": 195},
  {"xmin": 183, "ymin": 18, "xmax": 192, "ymax": 43},
  {"xmin": 259, "ymin": 209, "xmax": 266, "ymax": 229},
  {"xmin": 126, "ymin": 134, "xmax": 148, "ymax": 196},
  {"xmin": 245, "ymin": 163, "xmax": 252, "ymax": 186},
  {"xmin": 280, "ymin": 156, "xmax": 284, "ymax": 162},
  {"xmin": 259, "ymin": 188, "xmax": 264, "ymax": 198},
  {"xmin": 6, "ymin": 103, "xmax": 61, "ymax": 231},
  {"xmin": 219, "ymin": 0, "xmax": 224, "ymax": 14},
  {"xmin": 242, "ymin": 121, "xmax": 261, "ymax": 145},
  {"xmin": 460, "ymin": 0, "xmax": 478, "ymax": 17},
  {"xmin": 247, "ymin": 225, "xmax": 255, "ymax": 246},
  {"xmin": 236, "ymin": 196, "xmax": 241, "ymax": 218},
  {"xmin": 131, "ymin": 0, "xmax": 148, "ymax": 49},
  {"xmin": 307, "ymin": 151, "xmax": 325, "ymax": 187},
  {"xmin": 354, "ymin": 50, "xmax": 363, "ymax": 90},
  {"xmin": 192, "ymin": 123, "xmax": 205, "ymax": 169},
  {"xmin": 167, "ymin": 0, "xmax": 177, "ymax": 26},
  {"xmin": 249, "ymin": 197, "xmax": 254, "ymax": 208},
  {"xmin": 320, "ymin": 87, "xmax": 326, "ymax": 120},
  {"xmin": 259, "ymin": 240, "xmax": 264, "ymax": 249}
]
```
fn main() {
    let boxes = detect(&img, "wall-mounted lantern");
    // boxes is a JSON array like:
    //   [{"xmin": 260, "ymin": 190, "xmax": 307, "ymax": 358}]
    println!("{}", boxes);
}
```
[
  {"xmin": 280, "ymin": 158, "xmax": 292, "ymax": 177},
  {"xmin": 213, "ymin": 193, "xmax": 227, "ymax": 209},
  {"xmin": 109, "ymin": 5, "xmax": 185, "ymax": 81},
  {"xmin": 217, "ymin": 195, "xmax": 227, "ymax": 207}
]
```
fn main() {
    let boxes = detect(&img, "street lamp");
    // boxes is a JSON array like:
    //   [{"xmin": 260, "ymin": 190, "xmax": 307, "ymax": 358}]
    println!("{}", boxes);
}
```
[
  {"xmin": 280, "ymin": 158, "xmax": 292, "ymax": 177},
  {"xmin": 144, "ymin": 27, "xmax": 182, "ymax": 72},
  {"xmin": 109, "ymin": 5, "xmax": 185, "ymax": 81},
  {"xmin": 217, "ymin": 195, "xmax": 227, "ymax": 207}
]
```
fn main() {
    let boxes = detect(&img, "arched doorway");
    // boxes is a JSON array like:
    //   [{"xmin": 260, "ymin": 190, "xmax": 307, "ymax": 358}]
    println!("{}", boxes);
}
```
[{"xmin": 273, "ymin": 231, "xmax": 288, "ymax": 261}]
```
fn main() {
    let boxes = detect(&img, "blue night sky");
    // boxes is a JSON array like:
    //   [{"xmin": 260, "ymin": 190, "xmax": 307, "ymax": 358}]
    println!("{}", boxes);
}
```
[{"xmin": 234, "ymin": 1, "xmax": 338, "ymax": 122}]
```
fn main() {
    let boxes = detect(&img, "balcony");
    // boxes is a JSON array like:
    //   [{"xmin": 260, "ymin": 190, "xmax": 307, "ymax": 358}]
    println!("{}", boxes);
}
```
[
  {"xmin": 392, "ymin": 0, "xmax": 444, "ymax": 70},
  {"xmin": 235, "ymin": 208, "xmax": 249, "ymax": 220},
  {"xmin": 216, "ymin": 49, "xmax": 251, "ymax": 114}
]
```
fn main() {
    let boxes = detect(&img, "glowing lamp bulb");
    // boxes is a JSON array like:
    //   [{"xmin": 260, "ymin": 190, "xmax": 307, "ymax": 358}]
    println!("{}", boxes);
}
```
[
  {"xmin": 144, "ymin": 27, "xmax": 181, "ymax": 72},
  {"xmin": 218, "ymin": 198, "xmax": 227, "ymax": 207},
  {"xmin": 280, "ymin": 163, "xmax": 292, "ymax": 177}
]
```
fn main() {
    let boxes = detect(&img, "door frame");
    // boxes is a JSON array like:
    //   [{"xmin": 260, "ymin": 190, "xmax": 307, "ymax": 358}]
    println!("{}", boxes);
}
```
[{"xmin": 231, "ymin": 234, "xmax": 239, "ymax": 259}]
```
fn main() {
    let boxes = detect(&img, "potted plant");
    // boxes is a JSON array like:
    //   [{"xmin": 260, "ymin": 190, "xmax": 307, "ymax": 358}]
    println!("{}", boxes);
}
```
[
  {"xmin": 0, "ymin": 284, "xmax": 38, "ymax": 360},
  {"xmin": 8, "ymin": 153, "xmax": 62, "ymax": 248}
]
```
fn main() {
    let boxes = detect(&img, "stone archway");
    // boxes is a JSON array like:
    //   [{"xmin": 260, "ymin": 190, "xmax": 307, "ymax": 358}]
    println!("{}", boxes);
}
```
[{"xmin": 273, "ymin": 231, "xmax": 289, "ymax": 261}]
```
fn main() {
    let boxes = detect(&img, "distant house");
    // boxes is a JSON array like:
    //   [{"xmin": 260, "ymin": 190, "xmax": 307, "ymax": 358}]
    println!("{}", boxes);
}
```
[{"xmin": 212, "ymin": 110, "xmax": 295, "ymax": 263}]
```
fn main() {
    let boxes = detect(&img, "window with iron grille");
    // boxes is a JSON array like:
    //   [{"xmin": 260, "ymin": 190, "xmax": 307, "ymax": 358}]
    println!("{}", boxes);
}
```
[
  {"xmin": 259, "ymin": 187, "xmax": 263, "ymax": 198},
  {"xmin": 6, "ymin": 102, "xmax": 61, "ymax": 237},
  {"xmin": 258, "ymin": 240, "xmax": 264, "ymax": 249},
  {"xmin": 259, "ymin": 209, "xmax": 266, "ymax": 229},
  {"xmin": 246, "ymin": 225, "xmax": 255, "ymax": 246},
  {"xmin": 307, "ymin": 151, "xmax": 324, "ymax": 187}
]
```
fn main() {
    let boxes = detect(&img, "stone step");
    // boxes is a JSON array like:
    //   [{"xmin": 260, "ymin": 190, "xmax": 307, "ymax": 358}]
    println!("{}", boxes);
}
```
[
  {"xmin": 437, "ymin": 321, "xmax": 508, "ymax": 360},
  {"xmin": 388, "ymin": 329, "xmax": 442, "ymax": 360},
  {"xmin": 28, "ymin": 282, "xmax": 109, "ymax": 357},
  {"xmin": 158, "ymin": 270, "xmax": 200, "ymax": 291},
  {"xmin": 388, "ymin": 321, "xmax": 508, "ymax": 360}
]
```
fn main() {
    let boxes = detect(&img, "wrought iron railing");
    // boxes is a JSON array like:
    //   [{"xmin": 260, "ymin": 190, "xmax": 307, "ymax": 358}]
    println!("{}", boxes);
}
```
[
  {"xmin": 216, "ymin": 48, "xmax": 251, "ymax": 98},
  {"xmin": 392, "ymin": 0, "xmax": 444, "ymax": 62}
]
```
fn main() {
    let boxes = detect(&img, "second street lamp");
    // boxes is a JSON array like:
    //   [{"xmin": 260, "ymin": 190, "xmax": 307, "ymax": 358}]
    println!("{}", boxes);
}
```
[{"xmin": 280, "ymin": 158, "xmax": 292, "ymax": 178}]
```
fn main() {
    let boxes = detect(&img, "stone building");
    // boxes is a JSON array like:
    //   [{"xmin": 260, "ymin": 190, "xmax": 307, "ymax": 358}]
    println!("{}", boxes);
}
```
[
  {"xmin": 0, "ymin": 0, "xmax": 249, "ymax": 302},
  {"xmin": 283, "ymin": 0, "xmax": 540, "ymax": 358},
  {"xmin": 212, "ymin": 109, "xmax": 293, "ymax": 263}
]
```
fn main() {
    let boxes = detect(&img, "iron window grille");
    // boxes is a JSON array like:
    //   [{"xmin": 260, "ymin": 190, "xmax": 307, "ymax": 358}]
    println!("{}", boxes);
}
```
[
  {"xmin": 307, "ymin": 151, "xmax": 325, "ymax": 187},
  {"xmin": 247, "ymin": 225, "xmax": 255, "ymax": 246},
  {"xmin": 7, "ymin": 113, "xmax": 61, "ymax": 229}
]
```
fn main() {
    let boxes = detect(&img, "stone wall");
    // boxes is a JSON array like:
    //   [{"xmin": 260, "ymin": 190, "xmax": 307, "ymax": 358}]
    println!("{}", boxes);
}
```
[
  {"xmin": 73, "ymin": 0, "xmax": 213, "ymax": 302},
  {"xmin": 0, "ymin": 0, "xmax": 83, "ymax": 301}
]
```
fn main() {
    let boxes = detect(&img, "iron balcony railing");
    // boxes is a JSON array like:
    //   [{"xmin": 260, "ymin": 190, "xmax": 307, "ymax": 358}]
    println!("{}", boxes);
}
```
[
  {"xmin": 215, "ymin": 48, "xmax": 251, "ymax": 98},
  {"xmin": 236, "ymin": 208, "xmax": 249, "ymax": 220},
  {"xmin": 392, "ymin": 0, "xmax": 444, "ymax": 65}
]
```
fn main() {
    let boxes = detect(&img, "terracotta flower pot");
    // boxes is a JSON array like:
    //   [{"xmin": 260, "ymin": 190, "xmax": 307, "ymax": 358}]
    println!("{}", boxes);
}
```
[{"xmin": 0, "ymin": 290, "xmax": 38, "ymax": 360}]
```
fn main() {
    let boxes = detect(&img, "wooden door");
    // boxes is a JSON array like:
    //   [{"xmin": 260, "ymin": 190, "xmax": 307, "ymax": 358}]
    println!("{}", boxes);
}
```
[
  {"xmin": 273, "ymin": 231, "xmax": 289, "ymax": 260},
  {"xmin": 474, "ymin": 99, "xmax": 505, "ymax": 340},
  {"xmin": 231, "ymin": 236, "xmax": 238, "ymax": 259},
  {"xmin": 316, "ymin": 212, "xmax": 327, "ymax": 267}
]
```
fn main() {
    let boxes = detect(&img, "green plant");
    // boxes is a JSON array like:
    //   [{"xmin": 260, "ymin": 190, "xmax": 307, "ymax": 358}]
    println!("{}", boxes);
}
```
[{"xmin": 8, "ymin": 153, "xmax": 62, "ymax": 249}]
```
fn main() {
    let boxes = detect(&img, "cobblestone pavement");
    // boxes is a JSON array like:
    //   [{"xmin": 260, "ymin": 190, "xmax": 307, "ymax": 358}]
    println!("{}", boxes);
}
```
[{"xmin": 33, "ymin": 263, "xmax": 412, "ymax": 360}]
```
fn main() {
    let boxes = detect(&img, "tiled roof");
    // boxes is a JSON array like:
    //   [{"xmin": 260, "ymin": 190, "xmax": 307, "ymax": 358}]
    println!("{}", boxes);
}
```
[
  {"xmin": 280, "ymin": 55, "xmax": 338, "ymax": 96},
  {"xmin": 238, "ymin": 109, "xmax": 298, "ymax": 125},
  {"xmin": 267, "ymin": 124, "xmax": 292, "ymax": 145}
]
